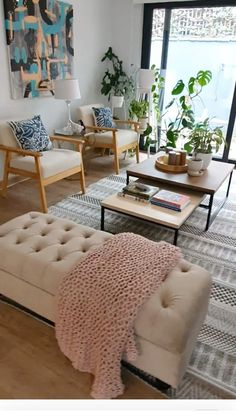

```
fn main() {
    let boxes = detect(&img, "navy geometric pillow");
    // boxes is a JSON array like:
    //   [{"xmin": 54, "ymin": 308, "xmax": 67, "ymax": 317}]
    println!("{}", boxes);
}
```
[
  {"xmin": 8, "ymin": 115, "xmax": 52, "ymax": 152},
  {"xmin": 92, "ymin": 107, "xmax": 114, "ymax": 128}
]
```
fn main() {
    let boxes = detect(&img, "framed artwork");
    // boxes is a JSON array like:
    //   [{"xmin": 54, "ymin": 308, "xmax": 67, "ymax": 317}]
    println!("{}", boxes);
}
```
[{"xmin": 3, "ymin": 0, "xmax": 74, "ymax": 99}]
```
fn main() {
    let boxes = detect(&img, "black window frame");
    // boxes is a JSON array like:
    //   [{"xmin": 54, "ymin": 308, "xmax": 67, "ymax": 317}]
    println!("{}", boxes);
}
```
[{"xmin": 141, "ymin": 0, "xmax": 236, "ymax": 164}]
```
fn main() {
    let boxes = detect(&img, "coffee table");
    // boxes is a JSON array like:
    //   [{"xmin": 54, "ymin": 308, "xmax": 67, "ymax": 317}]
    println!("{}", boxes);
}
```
[
  {"xmin": 126, "ymin": 158, "xmax": 234, "ymax": 230},
  {"xmin": 101, "ymin": 187, "xmax": 204, "ymax": 245}
]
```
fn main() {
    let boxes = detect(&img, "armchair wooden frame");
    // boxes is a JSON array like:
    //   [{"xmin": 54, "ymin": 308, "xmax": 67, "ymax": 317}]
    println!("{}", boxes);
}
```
[
  {"xmin": 85, "ymin": 119, "xmax": 140, "ymax": 174},
  {"xmin": 0, "ymin": 136, "xmax": 85, "ymax": 213}
]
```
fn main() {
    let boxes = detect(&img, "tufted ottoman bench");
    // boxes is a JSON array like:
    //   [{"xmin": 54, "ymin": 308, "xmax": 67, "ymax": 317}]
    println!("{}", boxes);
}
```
[{"xmin": 0, "ymin": 212, "xmax": 211, "ymax": 389}]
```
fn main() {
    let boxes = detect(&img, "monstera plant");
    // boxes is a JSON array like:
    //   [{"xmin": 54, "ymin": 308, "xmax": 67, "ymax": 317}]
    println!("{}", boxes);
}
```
[{"xmin": 164, "ymin": 70, "xmax": 212, "ymax": 149}]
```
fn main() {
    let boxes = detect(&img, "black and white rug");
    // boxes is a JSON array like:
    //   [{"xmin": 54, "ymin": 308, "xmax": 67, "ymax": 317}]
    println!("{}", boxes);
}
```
[{"xmin": 49, "ymin": 172, "xmax": 236, "ymax": 399}]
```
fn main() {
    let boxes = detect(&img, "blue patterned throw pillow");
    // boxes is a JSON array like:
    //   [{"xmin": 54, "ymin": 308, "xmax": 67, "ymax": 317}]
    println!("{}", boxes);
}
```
[
  {"xmin": 8, "ymin": 115, "xmax": 52, "ymax": 152},
  {"xmin": 92, "ymin": 107, "xmax": 114, "ymax": 128}
]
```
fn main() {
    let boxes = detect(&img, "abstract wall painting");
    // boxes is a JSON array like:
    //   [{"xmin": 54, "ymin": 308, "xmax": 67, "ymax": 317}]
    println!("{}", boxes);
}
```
[{"xmin": 3, "ymin": 0, "xmax": 74, "ymax": 99}]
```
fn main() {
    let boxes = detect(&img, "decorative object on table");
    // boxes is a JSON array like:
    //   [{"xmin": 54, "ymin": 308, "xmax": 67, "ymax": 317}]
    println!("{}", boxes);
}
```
[
  {"xmin": 187, "ymin": 157, "xmax": 203, "ymax": 177},
  {"xmin": 150, "ymin": 190, "xmax": 190, "ymax": 211},
  {"xmin": 163, "ymin": 70, "xmax": 212, "ymax": 149},
  {"xmin": 100, "ymin": 46, "xmax": 135, "ymax": 116},
  {"xmin": 184, "ymin": 117, "xmax": 225, "ymax": 169},
  {"xmin": 54, "ymin": 79, "xmax": 83, "ymax": 135},
  {"xmin": 8, "ymin": 115, "xmax": 52, "ymax": 151},
  {"xmin": 155, "ymin": 154, "xmax": 188, "ymax": 173},
  {"xmin": 3, "ymin": 0, "xmax": 74, "ymax": 99},
  {"xmin": 122, "ymin": 181, "xmax": 159, "ymax": 201}
]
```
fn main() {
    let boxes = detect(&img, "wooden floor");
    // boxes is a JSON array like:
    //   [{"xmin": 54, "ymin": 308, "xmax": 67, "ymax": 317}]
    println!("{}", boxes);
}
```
[{"xmin": 0, "ymin": 151, "xmax": 166, "ymax": 399}]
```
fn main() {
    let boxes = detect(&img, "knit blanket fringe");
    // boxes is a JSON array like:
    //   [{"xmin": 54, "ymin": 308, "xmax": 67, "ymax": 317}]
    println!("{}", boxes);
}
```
[{"xmin": 55, "ymin": 233, "xmax": 181, "ymax": 399}]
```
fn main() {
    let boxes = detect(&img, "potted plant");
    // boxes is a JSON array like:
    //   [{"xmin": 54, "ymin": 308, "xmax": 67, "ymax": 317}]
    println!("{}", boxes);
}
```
[
  {"xmin": 163, "ymin": 70, "xmax": 212, "ymax": 149},
  {"xmin": 101, "ymin": 47, "xmax": 134, "ymax": 108},
  {"xmin": 129, "ymin": 99, "xmax": 149, "ymax": 130},
  {"xmin": 142, "ymin": 123, "xmax": 157, "ymax": 158},
  {"xmin": 184, "ymin": 118, "xmax": 225, "ymax": 169}
]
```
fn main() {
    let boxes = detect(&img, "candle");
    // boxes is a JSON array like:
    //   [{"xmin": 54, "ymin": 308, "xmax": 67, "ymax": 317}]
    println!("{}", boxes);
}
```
[
  {"xmin": 175, "ymin": 152, "xmax": 181, "ymax": 165},
  {"xmin": 180, "ymin": 150, "xmax": 187, "ymax": 165},
  {"xmin": 168, "ymin": 151, "xmax": 176, "ymax": 165}
]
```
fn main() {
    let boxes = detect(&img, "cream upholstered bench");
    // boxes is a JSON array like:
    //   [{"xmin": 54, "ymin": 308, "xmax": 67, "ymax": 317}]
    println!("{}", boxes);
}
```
[{"xmin": 0, "ymin": 212, "xmax": 211, "ymax": 389}]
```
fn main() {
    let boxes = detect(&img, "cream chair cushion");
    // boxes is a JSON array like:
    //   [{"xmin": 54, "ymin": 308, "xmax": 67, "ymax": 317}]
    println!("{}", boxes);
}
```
[
  {"xmin": 89, "ymin": 129, "xmax": 138, "ymax": 147},
  {"xmin": 10, "ymin": 149, "xmax": 82, "ymax": 178}
]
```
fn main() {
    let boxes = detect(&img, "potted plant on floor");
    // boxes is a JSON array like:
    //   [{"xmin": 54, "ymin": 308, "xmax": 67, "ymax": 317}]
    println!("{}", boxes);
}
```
[
  {"xmin": 184, "ymin": 118, "xmax": 225, "ymax": 169},
  {"xmin": 163, "ymin": 70, "xmax": 212, "ymax": 150},
  {"xmin": 101, "ymin": 47, "xmax": 135, "ymax": 109}
]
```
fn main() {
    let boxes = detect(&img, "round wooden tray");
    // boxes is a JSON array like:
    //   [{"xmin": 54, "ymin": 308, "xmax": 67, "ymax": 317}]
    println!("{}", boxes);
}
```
[{"xmin": 155, "ymin": 155, "xmax": 188, "ymax": 173}]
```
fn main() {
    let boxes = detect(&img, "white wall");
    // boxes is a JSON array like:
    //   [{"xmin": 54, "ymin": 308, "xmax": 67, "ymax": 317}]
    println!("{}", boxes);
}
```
[{"xmin": 0, "ymin": 0, "xmax": 112, "ymax": 132}]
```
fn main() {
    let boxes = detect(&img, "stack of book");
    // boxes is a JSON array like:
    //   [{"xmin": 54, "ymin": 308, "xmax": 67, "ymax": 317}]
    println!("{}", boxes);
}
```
[
  {"xmin": 118, "ymin": 182, "xmax": 159, "ymax": 202},
  {"xmin": 150, "ymin": 190, "xmax": 190, "ymax": 211}
]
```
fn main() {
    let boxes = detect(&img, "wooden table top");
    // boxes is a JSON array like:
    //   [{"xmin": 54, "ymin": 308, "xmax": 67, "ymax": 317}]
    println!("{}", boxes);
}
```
[
  {"xmin": 127, "ymin": 158, "xmax": 234, "ymax": 194},
  {"xmin": 101, "ymin": 187, "xmax": 204, "ymax": 229}
]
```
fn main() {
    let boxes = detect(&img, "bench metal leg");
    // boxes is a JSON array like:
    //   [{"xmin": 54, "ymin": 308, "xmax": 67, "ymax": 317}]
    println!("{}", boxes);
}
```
[{"xmin": 101, "ymin": 206, "xmax": 105, "ymax": 231}]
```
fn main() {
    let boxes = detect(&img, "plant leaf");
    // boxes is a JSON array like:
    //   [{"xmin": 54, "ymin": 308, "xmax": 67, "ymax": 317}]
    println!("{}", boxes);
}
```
[
  {"xmin": 188, "ymin": 77, "xmax": 196, "ymax": 94},
  {"xmin": 197, "ymin": 70, "xmax": 212, "ymax": 86},
  {"xmin": 171, "ymin": 80, "xmax": 185, "ymax": 95}
]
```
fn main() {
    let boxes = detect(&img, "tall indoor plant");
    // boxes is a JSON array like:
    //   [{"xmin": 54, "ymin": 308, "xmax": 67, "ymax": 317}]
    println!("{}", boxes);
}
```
[
  {"xmin": 101, "ymin": 47, "xmax": 134, "ymax": 108},
  {"xmin": 164, "ymin": 70, "xmax": 212, "ymax": 149}
]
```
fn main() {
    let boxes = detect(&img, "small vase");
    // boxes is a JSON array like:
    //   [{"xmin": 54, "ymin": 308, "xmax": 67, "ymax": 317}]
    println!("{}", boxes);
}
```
[{"xmin": 187, "ymin": 158, "xmax": 203, "ymax": 176}]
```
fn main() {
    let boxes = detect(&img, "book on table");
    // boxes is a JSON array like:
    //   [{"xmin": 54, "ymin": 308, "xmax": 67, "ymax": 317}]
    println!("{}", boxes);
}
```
[
  {"xmin": 121, "ymin": 182, "xmax": 159, "ymax": 200},
  {"xmin": 150, "ymin": 190, "xmax": 190, "ymax": 211}
]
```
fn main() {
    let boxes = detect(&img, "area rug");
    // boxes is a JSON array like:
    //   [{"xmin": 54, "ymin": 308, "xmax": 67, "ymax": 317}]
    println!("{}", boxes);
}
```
[{"xmin": 49, "ymin": 173, "xmax": 236, "ymax": 399}]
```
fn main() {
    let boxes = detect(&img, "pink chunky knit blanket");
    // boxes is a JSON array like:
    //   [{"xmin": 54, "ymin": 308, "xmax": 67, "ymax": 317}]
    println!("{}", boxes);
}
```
[{"xmin": 55, "ymin": 233, "xmax": 181, "ymax": 399}]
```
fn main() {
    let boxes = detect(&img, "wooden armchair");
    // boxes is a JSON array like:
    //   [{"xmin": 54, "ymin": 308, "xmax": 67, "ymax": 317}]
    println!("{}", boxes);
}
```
[
  {"xmin": 0, "ymin": 121, "xmax": 85, "ymax": 213},
  {"xmin": 77, "ymin": 104, "xmax": 140, "ymax": 174}
]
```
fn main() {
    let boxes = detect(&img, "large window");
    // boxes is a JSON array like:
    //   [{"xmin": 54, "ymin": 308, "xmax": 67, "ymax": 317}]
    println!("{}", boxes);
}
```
[{"xmin": 142, "ymin": 1, "xmax": 236, "ymax": 163}]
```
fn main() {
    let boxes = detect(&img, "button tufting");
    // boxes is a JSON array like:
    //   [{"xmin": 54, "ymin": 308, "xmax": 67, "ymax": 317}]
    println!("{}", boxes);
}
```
[
  {"xmin": 65, "ymin": 226, "xmax": 72, "ymax": 232},
  {"xmin": 47, "ymin": 219, "xmax": 54, "ymax": 225},
  {"xmin": 23, "ymin": 226, "xmax": 29, "ymax": 230},
  {"xmin": 16, "ymin": 240, "xmax": 21, "ymax": 245},
  {"xmin": 181, "ymin": 267, "xmax": 189, "ymax": 273},
  {"xmin": 57, "ymin": 256, "xmax": 62, "ymax": 261},
  {"xmin": 35, "ymin": 248, "xmax": 41, "ymax": 253}
]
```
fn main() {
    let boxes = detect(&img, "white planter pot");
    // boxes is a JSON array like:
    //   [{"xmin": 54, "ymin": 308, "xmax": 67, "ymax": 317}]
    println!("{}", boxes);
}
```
[
  {"xmin": 111, "ymin": 95, "xmax": 124, "ymax": 109},
  {"xmin": 196, "ymin": 152, "xmax": 213, "ymax": 170},
  {"xmin": 187, "ymin": 158, "xmax": 203, "ymax": 176},
  {"xmin": 138, "ymin": 117, "xmax": 148, "ymax": 131}
]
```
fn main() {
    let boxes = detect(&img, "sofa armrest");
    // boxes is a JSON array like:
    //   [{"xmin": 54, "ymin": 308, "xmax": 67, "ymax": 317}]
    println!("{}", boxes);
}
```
[
  {"xmin": 50, "ymin": 135, "xmax": 85, "ymax": 146},
  {"xmin": 85, "ymin": 125, "xmax": 118, "ymax": 133},
  {"xmin": 114, "ymin": 119, "xmax": 140, "ymax": 128},
  {"xmin": 0, "ymin": 145, "xmax": 42, "ymax": 157}
]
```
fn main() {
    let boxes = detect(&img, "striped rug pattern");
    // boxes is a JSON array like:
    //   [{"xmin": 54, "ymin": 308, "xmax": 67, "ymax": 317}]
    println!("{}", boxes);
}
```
[{"xmin": 49, "ymin": 172, "xmax": 236, "ymax": 399}]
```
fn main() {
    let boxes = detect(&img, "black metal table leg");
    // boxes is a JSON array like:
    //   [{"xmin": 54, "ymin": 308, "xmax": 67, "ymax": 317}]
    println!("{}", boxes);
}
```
[
  {"xmin": 173, "ymin": 229, "xmax": 178, "ymax": 246},
  {"xmin": 205, "ymin": 194, "xmax": 214, "ymax": 231},
  {"xmin": 226, "ymin": 171, "xmax": 233, "ymax": 198},
  {"xmin": 101, "ymin": 206, "xmax": 105, "ymax": 231},
  {"xmin": 126, "ymin": 173, "xmax": 129, "ymax": 185}
]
